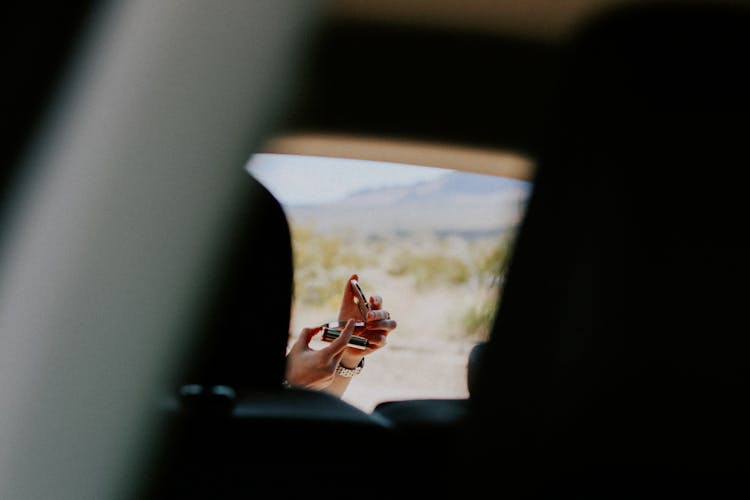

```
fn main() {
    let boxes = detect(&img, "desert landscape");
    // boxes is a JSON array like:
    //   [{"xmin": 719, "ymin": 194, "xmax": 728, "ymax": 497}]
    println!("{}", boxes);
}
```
[{"xmin": 281, "ymin": 170, "xmax": 531, "ymax": 412}]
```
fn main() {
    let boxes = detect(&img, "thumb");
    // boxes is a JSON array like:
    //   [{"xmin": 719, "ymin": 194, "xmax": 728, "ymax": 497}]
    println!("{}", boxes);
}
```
[
  {"xmin": 326, "ymin": 319, "xmax": 355, "ymax": 356},
  {"xmin": 342, "ymin": 273, "xmax": 358, "ymax": 303}
]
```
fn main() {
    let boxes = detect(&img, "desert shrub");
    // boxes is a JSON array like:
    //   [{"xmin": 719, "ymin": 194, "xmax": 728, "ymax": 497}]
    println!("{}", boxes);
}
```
[
  {"xmin": 290, "ymin": 224, "xmax": 316, "ymax": 271},
  {"xmin": 473, "ymin": 233, "xmax": 512, "ymax": 286},
  {"xmin": 292, "ymin": 264, "xmax": 348, "ymax": 307},
  {"xmin": 290, "ymin": 223, "xmax": 374, "ymax": 307},
  {"xmin": 387, "ymin": 249, "xmax": 470, "ymax": 289},
  {"xmin": 336, "ymin": 247, "xmax": 366, "ymax": 269},
  {"xmin": 415, "ymin": 254, "xmax": 470, "ymax": 288},
  {"xmin": 458, "ymin": 231, "xmax": 523, "ymax": 340},
  {"xmin": 461, "ymin": 297, "xmax": 498, "ymax": 341},
  {"xmin": 292, "ymin": 224, "xmax": 369, "ymax": 271},
  {"xmin": 386, "ymin": 248, "xmax": 414, "ymax": 277},
  {"xmin": 316, "ymin": 236, "xmax": 342, "ymax": 270}
]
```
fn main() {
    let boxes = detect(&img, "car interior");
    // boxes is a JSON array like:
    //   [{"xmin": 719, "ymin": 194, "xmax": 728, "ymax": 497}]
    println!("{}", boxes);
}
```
[{"xmin": 1, "ymin": 1, "xmax": 748, "ymax": 498}]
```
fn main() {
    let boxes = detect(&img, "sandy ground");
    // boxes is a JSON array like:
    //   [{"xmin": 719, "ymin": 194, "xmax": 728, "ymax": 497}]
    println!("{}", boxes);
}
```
[
  {"xmin": 280, "ymin": 171, "xmax": 517, "ymax": 412},
  {"xmin": 289, "ymin": 272, "xmax": 491, "ymax": 412},
  {"xmin": 339, "ymin": 340, "xmax": 474, "ymax": 413}
]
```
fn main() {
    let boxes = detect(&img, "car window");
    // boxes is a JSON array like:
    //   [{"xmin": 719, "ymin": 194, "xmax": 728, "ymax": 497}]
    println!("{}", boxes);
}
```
[{"xmin": 247, "ymin": 151, "xmax": 532, "ymax": 411}]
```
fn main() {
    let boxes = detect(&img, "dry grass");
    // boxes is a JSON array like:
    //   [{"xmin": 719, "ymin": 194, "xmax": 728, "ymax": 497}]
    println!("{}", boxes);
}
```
[{"xmin": 288, "ymin": 228, "xmax": 508, "ymax": 412}]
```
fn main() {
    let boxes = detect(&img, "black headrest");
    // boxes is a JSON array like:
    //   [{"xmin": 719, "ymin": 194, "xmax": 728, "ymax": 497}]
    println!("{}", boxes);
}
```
[
  {"xmin": 177, "ymin": 174, "xmax": 294, "ymax": 396},
  {"xmin": 471, "ymin": 1, "xmax": 750, "ymax": 475}
]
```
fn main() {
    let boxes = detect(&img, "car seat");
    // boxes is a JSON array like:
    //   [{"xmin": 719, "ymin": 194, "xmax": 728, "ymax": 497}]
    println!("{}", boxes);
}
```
[
  {"xmin": 139, "ymin": 174, "xmax": 393, "ymax": 499},
  {"xmin": 368, "ymin": 341, "xmax": 484, "ymax": 478},
  {"xmin": 467, "ymin": 2, "xmax": 750, "ymax": 497}
]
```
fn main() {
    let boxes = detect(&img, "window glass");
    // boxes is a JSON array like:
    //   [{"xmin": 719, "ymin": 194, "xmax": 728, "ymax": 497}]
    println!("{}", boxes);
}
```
[{"xmin": 247, "ymin": 152, "xmax": 532, "ymax": 411}]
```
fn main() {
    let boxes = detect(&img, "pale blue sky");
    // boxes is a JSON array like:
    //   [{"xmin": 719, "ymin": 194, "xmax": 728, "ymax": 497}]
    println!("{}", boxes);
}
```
[{"xmin": 245, "ymin": 153, "xmax": 451, "ymax": 205}]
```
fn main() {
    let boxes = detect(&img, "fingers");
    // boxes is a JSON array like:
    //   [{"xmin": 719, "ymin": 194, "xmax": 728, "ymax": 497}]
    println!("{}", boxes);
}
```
[
  {"xmin": 325, "ymin": 319, "xmax": 355, "ymax": 355},
  {"xmin": 291, "ymin": 326, "xmax": 320, "ymax": 352},
  {"xmin": 369, "ymin": 295, "xmax": 383, "ymax": 310},
  {"xmin": 342, "ymin": 273, "xmax": 359, "ymax": 303},
  {"xmin": 357, "ymin": 330, "xmax": 389, "ymax": 350},
  {"xmin": 357, "ymin": 314, "xmax": 396, "ymax": 353},
  {"xmin": 366, "ymin": 319, "xmax": 397, "ymax": 332},
  {"xmin": 366, "ymin": 309, "xmax": 392, "ymax": 322},
  {"xmin": 338, "ymin": 274, "xmax": 362, "ymax": 321}
]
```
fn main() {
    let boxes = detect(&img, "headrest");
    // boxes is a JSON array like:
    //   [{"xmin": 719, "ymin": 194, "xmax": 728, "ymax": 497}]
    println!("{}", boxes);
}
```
[
  {"xmin": 472, "ymin": 1, "xmax": 750, "ymax": 471},
  {"xmin": 178, "ymin": 174, "xmax": 294, "ymax": 395}
]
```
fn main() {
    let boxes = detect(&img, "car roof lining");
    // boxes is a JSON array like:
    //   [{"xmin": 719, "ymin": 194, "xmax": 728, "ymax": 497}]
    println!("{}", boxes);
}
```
[{"xmin": 260, "ymin": 132, "xmax": 536, "ymax": 181}]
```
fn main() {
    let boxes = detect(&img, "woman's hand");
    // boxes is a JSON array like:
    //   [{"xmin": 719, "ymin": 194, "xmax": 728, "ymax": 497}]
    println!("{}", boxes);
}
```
[
  {"xmin": 337, "ymin": 274, "xmax": 397, "ymax": 368},
  {"xmin": 285, "ymin": 319, "xmax": 355, "ymax": 390}
]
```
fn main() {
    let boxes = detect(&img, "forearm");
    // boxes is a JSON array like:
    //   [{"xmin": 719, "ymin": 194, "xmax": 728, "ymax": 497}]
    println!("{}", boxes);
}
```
[
  {"xmin": 325, "ymin": 373, "xmax": 353, "ymax": 397},
  {"xmin": 324, "ymin": 353, "xmax": 364, "ymax": 397}
]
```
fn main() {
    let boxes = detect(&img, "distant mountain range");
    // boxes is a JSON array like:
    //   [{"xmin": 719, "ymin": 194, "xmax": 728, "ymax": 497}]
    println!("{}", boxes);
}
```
[
  {"xmin": 338, "ymin": 171, "xmax": 525, "ymax": 206},
  {"xmin": 286, "ymin": 171, "xmax": 532, "ymax": 237}
]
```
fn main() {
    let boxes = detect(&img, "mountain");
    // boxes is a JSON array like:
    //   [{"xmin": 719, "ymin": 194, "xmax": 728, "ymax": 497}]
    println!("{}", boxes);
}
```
[
  {"xmin": 339, "ymin": 171, "xmax": 525, "ymax": 206},
  {"xmin": 286, "ymin": 171, "xmax": 532, "ymax": 237}
]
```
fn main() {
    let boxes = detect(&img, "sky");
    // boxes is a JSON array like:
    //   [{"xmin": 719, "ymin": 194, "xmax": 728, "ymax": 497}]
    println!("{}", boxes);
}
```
[{"xmin": 245, "ymin": 153, "xmax": 452, "ymax": 205}]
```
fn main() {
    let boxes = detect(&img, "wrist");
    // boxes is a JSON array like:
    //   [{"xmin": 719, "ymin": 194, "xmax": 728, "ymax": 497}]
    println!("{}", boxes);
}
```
[
  {"xmin": 335, "ymin": 357, "xmax": 364, "ymax": 378},
  {"xmin": 340, "ymin": 354, "xmax": 364, "ymax": 370}
]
